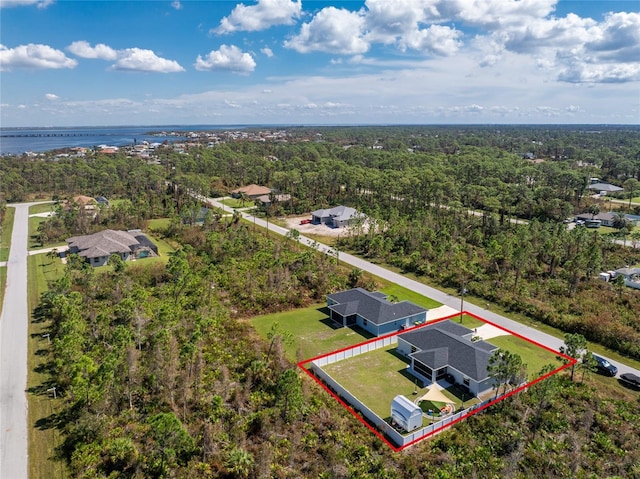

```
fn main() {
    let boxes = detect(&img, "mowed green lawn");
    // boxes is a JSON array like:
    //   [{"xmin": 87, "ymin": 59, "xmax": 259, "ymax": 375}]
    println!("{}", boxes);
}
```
[
  {"xmin": 322, "ymin": 345, "xmax": 426, "ymax": 420},
  {"xmin": 487, "ymin": 333, "xmax": 563, "ymax": 380},
  {"xmin": 251, "ymin": 286, "xmax": 444, "ymax": 361},
  {"xmin": 251, "ymin": 304, "xmax": 373, "ymax": 361}
]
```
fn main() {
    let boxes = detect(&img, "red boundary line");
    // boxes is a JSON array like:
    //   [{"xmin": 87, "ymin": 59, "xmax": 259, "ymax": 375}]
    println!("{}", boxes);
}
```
[{"xmin": 297, "ymin": 311, "xmax": 577, "ymax": 452}]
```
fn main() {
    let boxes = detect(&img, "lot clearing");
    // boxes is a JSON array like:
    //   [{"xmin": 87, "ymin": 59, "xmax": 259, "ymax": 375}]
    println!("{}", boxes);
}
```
[{"xmin": 284, "ymin": 215, "xmax": 370, "ymax": 238}]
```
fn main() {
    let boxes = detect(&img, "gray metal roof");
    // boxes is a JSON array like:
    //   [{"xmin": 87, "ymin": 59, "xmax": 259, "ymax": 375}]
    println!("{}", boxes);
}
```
[
  {"xmin": 402, "ymin": 320, "xmax": 498, "ymax": 381},
  {"xmin": 327, "ymin": 288, "xmax": 427, "ymax": 325}
]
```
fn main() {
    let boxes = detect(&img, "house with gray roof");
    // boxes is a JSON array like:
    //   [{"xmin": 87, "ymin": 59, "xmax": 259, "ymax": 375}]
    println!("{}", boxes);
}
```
[
  {"xmin": 326, "ymin": 288, "xmax": 428, "ymax": 337},
  {"xmin": 587, "ymin": 182, "xmax": 624, "ymax": 195},
  {"xmin": 397, "ymin": 320, "xmax": 499, "ymax": 397},
  {"xmin": 67, "ymin": 229, "xmax": 158, "ymax": 267},
  {"xmin": 312, "ymin": 205, "xmax": 364, "ymax": 228},
  {"xmin": 613, "ymin": 267, "xmax": 640, "ymax": 290}
]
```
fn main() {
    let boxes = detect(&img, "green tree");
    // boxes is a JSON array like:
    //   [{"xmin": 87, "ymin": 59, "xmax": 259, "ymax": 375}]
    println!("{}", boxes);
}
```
[
  {"xmin": 559, "ymin": 333, "xmax": 587, "ymax": 381},
  {"xmin": 147, "ymin": 412, "xmax": 195, "ymax": 477},
  {"xmin": 277, "ymin": 368, "xmax": 304, "ymax": 421},
  {"xmin": 624, "ymin": 178, "xmax": 639, "ymax": 210}
]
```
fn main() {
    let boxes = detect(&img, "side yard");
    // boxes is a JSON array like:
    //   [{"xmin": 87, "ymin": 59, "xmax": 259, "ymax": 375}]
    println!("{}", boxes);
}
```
[{"xmin": 251, "ymin": 286, "xmax": 444, "ymax": 361}]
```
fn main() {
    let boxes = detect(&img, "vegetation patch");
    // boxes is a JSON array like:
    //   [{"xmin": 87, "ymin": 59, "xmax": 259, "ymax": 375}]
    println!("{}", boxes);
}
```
[{"xmin": 0, "ymin": 205, "xmax": 15, "ymax": 262}]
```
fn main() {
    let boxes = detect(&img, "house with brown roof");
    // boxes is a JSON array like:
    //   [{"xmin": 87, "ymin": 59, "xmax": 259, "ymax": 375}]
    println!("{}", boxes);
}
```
[
  {"xmin": 67, "ymin": 229, "xmax": 158, "ymax": 267},
  {"xmin": 231, "ymin": 184, "xmax": 272, "ymax": 199}
]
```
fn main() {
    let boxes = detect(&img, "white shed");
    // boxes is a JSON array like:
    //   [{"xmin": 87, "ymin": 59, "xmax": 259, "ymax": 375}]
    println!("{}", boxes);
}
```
[{"xmin": 391, "ymin": 395, "xmax": 422, "ymax": 432}]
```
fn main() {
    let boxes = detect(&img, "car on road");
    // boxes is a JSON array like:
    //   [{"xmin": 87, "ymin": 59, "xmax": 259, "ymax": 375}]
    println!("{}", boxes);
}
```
[
  {"xmin": 619, "ymin": 373, "xmax": 640, "ymax": 389},
  {"xmin": 593, "ymin": 354, "xmax": 618, "ymax": 376}
]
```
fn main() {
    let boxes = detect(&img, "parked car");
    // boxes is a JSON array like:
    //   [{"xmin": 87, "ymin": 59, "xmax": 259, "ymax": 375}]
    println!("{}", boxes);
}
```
[
  {"xmin": 619, "ymin": 372, "xmax": 640, "ymax": 389},
  {"xmin": 593, "ymin": 354, "xmax": 618, "ymax": 376},
  {"xmin": 300, "ymin": 219, "xmax": 312, "ymax": 225}
]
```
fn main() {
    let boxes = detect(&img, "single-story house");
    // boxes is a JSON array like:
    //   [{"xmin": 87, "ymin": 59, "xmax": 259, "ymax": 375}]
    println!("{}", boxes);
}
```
[
  {"xmin": 397, "ymin": 320, "xmax": 498, "ymax": 397},
  {"xmin": 256, "ymin": 193, "xmax": 291, "ymax": 207},
  {"xmin": 587, "ymin": 182, "xmax": 623, "ymax": 195},
  {"xmin": 67, "ymin": 229, "xmax": 158, "ymax": 267},
  {"xmin": 613, "ymin": 267, "xmax": 640, "ymax": 290},
  {"xmin": 231, "ymin": 184, "xmax": 272, "ymax": 199},
  {"xmin": 326, "ymin": 288, "xmax": 427, "ymax": 337},
  {"xmin": 311, "ymin": 205, "xmax": 363, "ymax": 228},
  {"xmin": 575, "ymin": 212, "xmax": 640, "ymax": 228}
]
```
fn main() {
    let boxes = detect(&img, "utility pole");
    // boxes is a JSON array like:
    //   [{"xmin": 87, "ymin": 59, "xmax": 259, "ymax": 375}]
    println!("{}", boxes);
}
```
[{"xmin": 459, "ymin": 282, "xmax": 467, "ymax": 323}]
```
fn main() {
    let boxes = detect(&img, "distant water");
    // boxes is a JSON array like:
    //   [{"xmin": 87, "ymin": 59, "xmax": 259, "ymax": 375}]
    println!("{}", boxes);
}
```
[{"xmin": 0, "ymin": 125, "xmax": 248, "ymax": 155}]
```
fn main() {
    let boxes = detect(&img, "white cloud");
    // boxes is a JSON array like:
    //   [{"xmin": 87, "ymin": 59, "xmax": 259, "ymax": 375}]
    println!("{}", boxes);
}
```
[
  {"xmin": 214, "ymin": 0, "xmax": 301, "ymax": 34},
  {"xmin": 194, "ymin": 45, "xmax": 256, "ymax": 73},
  {"xmin": 45, "ymin": 93, "xmax": 59, "ymax": 100},
  {"xmin": 285, "ymin": 7, "xmax": 369, "ymax": 54},
  {"xmin": 0, "ymin": 0, "xmax": 53, "ymax": 8},
  {"xmin": 443, "ymin": 0, "xmax": 558, "ymax": 29},
  {"xmin": 111, "ymin": 48, "xmax": 185, "ymax": 73},
  {"xmin": 67, "ymin": 41, "xmax": 118, "ymax": 60},
  {"xmin": 400, "ymin": 24, "xmax": 462, "ymax": 55},
  {"xmin": 261, "ymin": 47, "xmax": 274, "ymax": 58},
  {"xmin": 67, "ymin": 41, "xmax": 183, "ymax": 73},
  {"xmin": 171, "ymin": 0, "xmax": 182, "ymax": 10},
  {"xmin": 585, "ymin": 12, "xmax": 640, "ymax": 63},
  {"xmin": 0, "ymin": 43, "xmax": 77, "ymax": 70}
]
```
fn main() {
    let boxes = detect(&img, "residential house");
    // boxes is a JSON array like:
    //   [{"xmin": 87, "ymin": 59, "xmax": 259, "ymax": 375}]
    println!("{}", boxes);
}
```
[
  {"xmin": 67, "ymin": 229, "xmax": 158, "ymax": 267},
  {"xmin": 311, "ymin": 205, "xmax": 364, "ymax": 228},
  {"xmin": 397, "ymin": 320, "xmax": 499, "ymax": 397},
  {"xmin": 587, "ymin": 182, "xmax": 623, "ymax": 195},
  {"xmin": 326, "ymin": 288, "xmax": 427, "ymax": 337},
  {"xmin": 613, "ymin": 267, "xmax": 640, "ymax": 290},
  {"xmin": 231, "ymin": 184, "xmax": 272, "ymax": 199},
  {"xmin": 575, "ymin": 212, "xmax": 640, "ymax": 228},
  {"xmin": 256, "ymin": 193, "xmax": 291, "ymax": 207}
]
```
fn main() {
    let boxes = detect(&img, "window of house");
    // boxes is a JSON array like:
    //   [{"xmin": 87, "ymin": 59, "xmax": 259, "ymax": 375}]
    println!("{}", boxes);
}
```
[
  {"xmin": 411, "ymin": 345, "xmax": 417, "ymax": 353},
  {"xmin": 363, "ymin": 319, "xmax": 368, "ymax": 326},
  {"xmin": 463, "ymin": 377, "xmax": 470, "ymax": 387}
]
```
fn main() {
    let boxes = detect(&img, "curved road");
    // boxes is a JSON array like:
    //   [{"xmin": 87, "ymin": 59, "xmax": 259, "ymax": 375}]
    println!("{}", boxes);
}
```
[
  {"xmin": 0, "ymin": 202, "xmax": 46, "ymax": 479},
  {"xmin": 206, "ymin": 196, "xmax": 640, "ymax": 380}
]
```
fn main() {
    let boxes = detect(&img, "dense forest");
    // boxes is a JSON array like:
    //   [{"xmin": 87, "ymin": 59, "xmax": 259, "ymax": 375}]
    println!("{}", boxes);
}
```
[{"xmin": 2, "ymin": 125, "xmax": 640, "ymax": 477}]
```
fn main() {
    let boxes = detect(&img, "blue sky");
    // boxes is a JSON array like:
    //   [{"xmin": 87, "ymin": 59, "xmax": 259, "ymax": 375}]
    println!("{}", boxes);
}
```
[{"xmin": 1, "ymin": 0, "xmax": 638, "ymax": 126}]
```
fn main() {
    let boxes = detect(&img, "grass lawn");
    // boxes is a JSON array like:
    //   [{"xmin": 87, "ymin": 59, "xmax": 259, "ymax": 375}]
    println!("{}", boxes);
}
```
[
  {"xmin": 147, "ymin": 218, "xmax": 171, "ymax": 231},
  {"xmin": 488, "ymin": 334, "xmax": 563, "ymax": 381},
  {"xmin": 28, "ymin": 216, "xmax": 48, "ymax": 249},
  {"xmin": 0, "ymin": 266, "xmax": 6, "ymax": 313},
  {"xmin": 322, "ymin": 345, "xmax": 427, "ymax": 420},
  {"xmin": 252, "ymin": 304, "xmax": 373, "ymax": 361},
  {"xmin": 29, "ymin": 203, "xmax": 55, "ymax": 215},
  {"xmin": 378, "ymin": 283, "xmax": 442, "ymax": 310},
  {"xmin": 1, "ymin": 206, "xmax": 15, "ymax": 262},
  {"xmin": 251, "ymin": 286, "xmax": 445, "ymax": 361},
  {"xmin": 220, "ymin": 197, "xmax": 249, "ymax": 209},
  {"xmin": 27, "ymin": 254, "xmax": 69, "ymax": 478}
]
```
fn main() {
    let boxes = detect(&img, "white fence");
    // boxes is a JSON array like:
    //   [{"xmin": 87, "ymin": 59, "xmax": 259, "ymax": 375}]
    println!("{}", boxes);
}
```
[{"xmin": 310, "ymin": 336, "xmax": 494, "ymax": 448}]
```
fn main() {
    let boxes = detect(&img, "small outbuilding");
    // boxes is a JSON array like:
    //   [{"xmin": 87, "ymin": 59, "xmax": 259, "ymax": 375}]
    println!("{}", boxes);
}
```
[{"xmin": 391, "ymin": 395, "xmax": 422, "ymax": 432}]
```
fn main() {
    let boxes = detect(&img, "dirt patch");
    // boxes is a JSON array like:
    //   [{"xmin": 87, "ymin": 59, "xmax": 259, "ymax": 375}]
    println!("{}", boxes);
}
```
[{"xmin": 284, "ymin": 215, "xmax": 369, "ymax": 237}]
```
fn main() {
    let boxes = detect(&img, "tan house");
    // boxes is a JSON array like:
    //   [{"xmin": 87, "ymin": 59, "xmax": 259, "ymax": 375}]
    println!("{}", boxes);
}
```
[{"xmin": 231, "ymin": 184, "xmax": 272, "ymax": 199}]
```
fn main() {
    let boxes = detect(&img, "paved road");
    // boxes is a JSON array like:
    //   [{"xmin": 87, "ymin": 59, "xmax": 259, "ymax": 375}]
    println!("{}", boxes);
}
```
[
  {"xmin": 206, "ymin": 196, "xmax": 640, "ymax": 380},
  {"xmin": 0, "ymin": 202, "xmax": 42, "ymax": 479}
]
